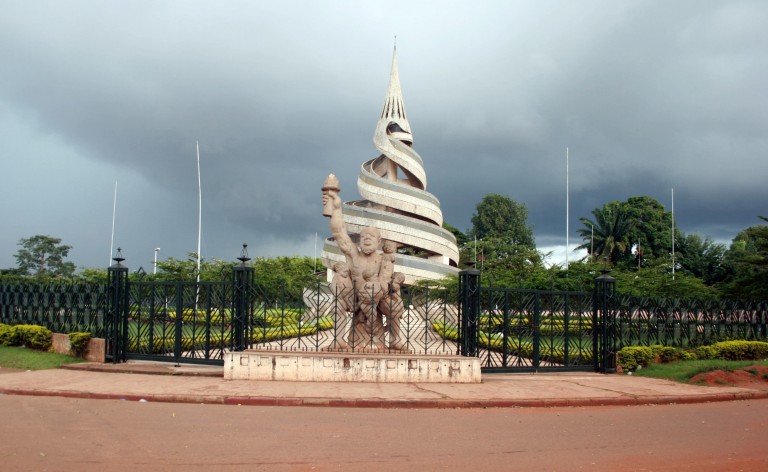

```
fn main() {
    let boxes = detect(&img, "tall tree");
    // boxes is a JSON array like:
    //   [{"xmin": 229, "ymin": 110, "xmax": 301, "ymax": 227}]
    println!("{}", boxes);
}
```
[
  {"xmin": 622, "ymin": 196, "xmax": 675, "ymax": 261},
  {"xmin": 576, "ymin": 203, "xmax": 633, "ymax": 263},
  {"xmin": 14, "ymin": 235, "xmax": 76, "ymax": 277},
  {"xmin": 577, "ymin": 196, "xmax": 677, "ymax": 267},
  {"xmin": 469, "ymin": 193, "xmax": 535, "ymax": 248},
  {"xmin": 722, "ymin": 216, "xmax": 768, "ymax": 300},
  {"xmin": 675, "ymin": 233, "xmax": 729, "ymax": 286}
]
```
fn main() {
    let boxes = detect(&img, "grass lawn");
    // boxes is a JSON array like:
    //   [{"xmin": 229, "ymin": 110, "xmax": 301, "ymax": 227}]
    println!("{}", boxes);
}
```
[
  {"xmin": 630, "ymin": 359, "xmax": 768, "ymax": 383},
  {"xmin": 0, "ymin": 345, "xmax": 86, "ymax": 370}
]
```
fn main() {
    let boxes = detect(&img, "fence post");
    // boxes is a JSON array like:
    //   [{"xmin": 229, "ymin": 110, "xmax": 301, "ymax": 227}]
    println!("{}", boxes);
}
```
[
  {"xmin": 459, "ymin": 266, "xmax": 481, "ymax": 357},
  {"xmin": 106, "ymin": 248, "xmax": 129, "ymax": 363},
  {"xmin": 594, "ymin": 270, "xmax": 617, "ymax": 373},
  {"xmin": 232, "ymin": 244, "xmax": 254, "ymax": 352}
]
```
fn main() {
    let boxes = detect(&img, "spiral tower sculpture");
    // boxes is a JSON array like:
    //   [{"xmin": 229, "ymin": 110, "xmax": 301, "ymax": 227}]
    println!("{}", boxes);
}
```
[{"xmin": 322, "ymin": 47, "xmax": 460, "ymax": 284}]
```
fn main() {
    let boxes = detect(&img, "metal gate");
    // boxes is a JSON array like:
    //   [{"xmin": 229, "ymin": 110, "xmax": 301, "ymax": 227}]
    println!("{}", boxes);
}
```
[
  {"xmin": 458, "ymin": 269, "xmax": 616, "ymax": 373},
  {"xmin": 124, "ymin": 280, "xmax": 233, "ymax": 365},
  {"xmin": 475, "ymin": 287, "xmax": 596, "ymax": 372}
]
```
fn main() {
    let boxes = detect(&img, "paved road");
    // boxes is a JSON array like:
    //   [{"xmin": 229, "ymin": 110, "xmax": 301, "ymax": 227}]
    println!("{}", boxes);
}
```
[{"xmin": 2, "ymin": 395, "xmax": 766, "ymax": 471}]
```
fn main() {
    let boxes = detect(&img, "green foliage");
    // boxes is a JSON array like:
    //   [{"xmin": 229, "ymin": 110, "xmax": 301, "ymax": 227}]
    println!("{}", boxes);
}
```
[
  {"xmin": 675, "ymin": 233, "xmax": 730, "ymax": 286},
  {"xmin": 619, "ymin": 341, "xmax": 768, "ymax": 371},
  {"xmin": 702, "ymin": 341, "xmax": 768, "ymax": 361},
  {"xmin": 622, "ymin": 196, "xmax": 674, "ymax": 262},
  {"xmin": 630, "ymin": 359, "xmax": 768, "ymax": 384},
  {"xmin": 14, "ymin": 235, "xmax": 76, "ymax": 277},
  {"xmin": 0, "ymin": 324, "xmax": 19, "ymax": 345},
  {"xmin": 721, "ymin": 218, "xmax": 768, "ymax": 300},
  {"xmin": 0, "ymin": 345, "xmax": 86, "ymax": 370},
  {"xmin": 77, "ymin": 268, "xmax": 109, "ymax": 283},
  {"xmin": 611, "ymin": 260, "xmax": 721, "ymax": 300},
  {"xmin": 253, "ymin": 256, "xmax": 320, "ymax": 300},
  {"xmin": 462, "ymin": 238, "xmax": 550, "ymax": 288},
  {"xmin": 577, "ymin": 202, "xmax": 633, "ymax": 264},
  {"xmin": 617, "ymin": 346, "xmax": 656, "ymax": 370},
  {"xmin": 68, "ymin": 332, "xmax": 93, "ymax": 356},
  {"xmin": 443, "ymin": 222, "xmax": 468, "ymax": 248},
  {"xmin": 0, "ymin": 324, "xmax": 53, "ymax": 351},
  {"xmin": 152, "ymin": 253, "xmax": 235, "ymax": 282},
  {"xmin": 469, "ymin": 194, "xmax": 535, "ymax": 249},
  {"xmin": 577, "ymin": 196, "xmax": 677, "ymax": 268}
]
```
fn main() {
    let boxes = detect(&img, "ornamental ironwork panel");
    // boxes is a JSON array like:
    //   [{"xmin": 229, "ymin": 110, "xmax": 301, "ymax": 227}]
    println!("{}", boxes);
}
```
[
  {"xmin": 615, "ymin": 296, "xmax": 768, "ymax": 348},
  {"xmin": 125, "ymin": 281, "xmax": 231, "ymax": 365},
  {"xmin": 476, "ymin": 287, "xmax": 596, "ymax": 372},
  {"xmin": 0, "ymin": 282, "xmax": 106, "ymax": 337}
]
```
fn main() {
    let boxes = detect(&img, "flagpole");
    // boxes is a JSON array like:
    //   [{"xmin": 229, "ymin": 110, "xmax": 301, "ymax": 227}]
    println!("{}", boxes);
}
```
[
  {"xmin": 566, "ymin": 147, "xmax": 569, "ymax": 270},
  {"xmin": 196, "ymin": 141, "xmax": 202, "ymax": 283},
  {"xmin": 110, "ymin": 180, "xmax": 117, "ymax": 265},
  {"xmin": 671, "ymin": 188, "xmax": 675, "ymax": 280}
]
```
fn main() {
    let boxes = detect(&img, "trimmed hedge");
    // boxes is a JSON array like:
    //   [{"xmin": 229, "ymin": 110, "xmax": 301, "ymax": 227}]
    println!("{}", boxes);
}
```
[
  {"xmin": 695, "ymin": 341, "xmax": 768, "ymax": 361},
  {"xmin": 0, "ymin": 323, "xmax": 53, "ymax": 351},
  {"xmin": 68, "ymin": 332, "xmax": 93, "ymax": 356},
  {"xmin": 618, "ymin": 346, "xmax": 656, "ymax": 371},
  {"xmin": 618, "ymin": 340, "xmax": 768, "ymax": 370}
]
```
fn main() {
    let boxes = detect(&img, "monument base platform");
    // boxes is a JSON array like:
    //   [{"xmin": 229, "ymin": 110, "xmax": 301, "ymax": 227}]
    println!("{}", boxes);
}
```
[{"xmin": 223, "ymin": 350, "xmax": 481, "ymax": 383}]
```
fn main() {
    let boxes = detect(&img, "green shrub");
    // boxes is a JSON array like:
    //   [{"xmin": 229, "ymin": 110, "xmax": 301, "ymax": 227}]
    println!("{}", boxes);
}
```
[
  {"xmin": 695, "ymin": 345, "xmax": 718, "ymax": 360},
  {"xmin": 618, "ymin": 346, "xmax": 655, "ymax": 371},
  {"xmin": 679, "ymin": 350, "xmax": 697, "ymax": 361},
  {"xmin": 12, "ymin": 325, "xmax": 53, "ymax": 351},
  {"xmin": 68, "ymin": 332, "xmax": 92, "ymax": 356},
  {"xmin": 0, "ymin": 324, "xmax": 19, "ymax": 346},
  {"xmin": 707, "ymin": 341, "xmax": 768, "ymax": 361},
  {"xmin": 658, "ymin": 346, "xmax": 682, "ymax": 363}
]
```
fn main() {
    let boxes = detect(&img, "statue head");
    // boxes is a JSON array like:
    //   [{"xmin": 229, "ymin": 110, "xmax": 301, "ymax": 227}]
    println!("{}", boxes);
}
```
[
  {"xmin": 382, "ymin": 240, "xmax": 397, "ymax": 254},
  {"xmin": 359, "ymin": 227, "xmax": 381, "ymax": 255}
]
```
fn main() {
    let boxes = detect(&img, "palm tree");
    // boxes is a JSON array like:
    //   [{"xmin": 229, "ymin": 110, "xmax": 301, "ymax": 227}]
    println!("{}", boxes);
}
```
[{"xmin": 576, "ymin": 205, "xmax": 634, "ymax": 263}]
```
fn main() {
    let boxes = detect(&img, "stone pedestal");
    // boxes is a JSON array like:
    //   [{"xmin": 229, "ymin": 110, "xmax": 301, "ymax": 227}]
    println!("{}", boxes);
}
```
[{"xmin": 224, "ymin": 350, "xmax": 481, "ymax": 383}]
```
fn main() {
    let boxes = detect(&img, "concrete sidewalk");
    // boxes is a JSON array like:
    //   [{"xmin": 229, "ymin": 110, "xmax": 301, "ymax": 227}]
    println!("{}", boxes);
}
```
[{"xmin": 1, "ymin": 361, "xmax": 766, "ymax": 409}]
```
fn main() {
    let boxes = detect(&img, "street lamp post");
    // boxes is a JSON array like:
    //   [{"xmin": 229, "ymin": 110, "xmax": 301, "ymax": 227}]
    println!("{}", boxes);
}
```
[{"xmin": 153, "ymin": 248, "xmax": 160, "ymax": 274}]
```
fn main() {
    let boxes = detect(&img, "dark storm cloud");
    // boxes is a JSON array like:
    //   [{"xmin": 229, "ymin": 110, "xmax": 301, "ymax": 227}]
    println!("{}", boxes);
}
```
[{"xmin": 1, "ymin": 1, "xmax": 766, "ymax": 269}]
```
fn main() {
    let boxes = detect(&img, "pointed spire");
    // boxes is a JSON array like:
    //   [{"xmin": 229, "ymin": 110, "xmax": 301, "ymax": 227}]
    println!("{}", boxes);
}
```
[{"xmin": 380, "ymin": 44, "xmax": 411, "ymax": 132}]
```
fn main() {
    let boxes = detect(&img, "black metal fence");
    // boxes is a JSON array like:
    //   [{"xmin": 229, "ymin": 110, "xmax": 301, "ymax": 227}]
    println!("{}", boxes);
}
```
[
  {"xmin": 1, "ymin": 264, "xmax": 766, "ymax": 373},
  {"xmin": 614, "ymin": 296, "xmax": 768, "ymax": 348},
  {"xmin": 471, "ymin": 287, "xmax": 597, "ymax": 372},
  {"xmin": 0, "ymin": 282, "xmax": 106, "ymax": 337}
]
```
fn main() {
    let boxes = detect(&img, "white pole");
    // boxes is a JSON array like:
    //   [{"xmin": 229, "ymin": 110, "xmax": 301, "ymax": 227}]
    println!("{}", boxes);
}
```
[
  {"xmin": 566, "ymin": 147, "xmax": 569, "ymax": 270},
  {"xmin": 590, "ymin": 223, "xmax": 594, "ymax": 261},
  {"xmin": 110, "ymin": 181, "xmax": 117, "ymax": 265},
  {"xmin": 196, "ymin": 141, "xmax": 202, "ymax": 282},
  {"xmin": 314, "ymin": 232, "xmax": 318, "ymax": 273},
  {"xmin": 671, "ymin": 188, "xmax": 675, "ymax": 280},
  {"xmin": 154, "ymin": 248, "xmax": 160, "ymax": 275}
]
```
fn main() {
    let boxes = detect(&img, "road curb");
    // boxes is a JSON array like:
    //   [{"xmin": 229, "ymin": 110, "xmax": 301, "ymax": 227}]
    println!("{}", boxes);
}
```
[{"xmin": 3, "ymin": 387, "xmax": 767, "ymax": 409}]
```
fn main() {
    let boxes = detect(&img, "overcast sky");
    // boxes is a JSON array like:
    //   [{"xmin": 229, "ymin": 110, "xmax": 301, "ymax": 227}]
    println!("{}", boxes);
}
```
[{"xmin": 1, "ymin": 1, "xmax": 766, "ymax": 272}]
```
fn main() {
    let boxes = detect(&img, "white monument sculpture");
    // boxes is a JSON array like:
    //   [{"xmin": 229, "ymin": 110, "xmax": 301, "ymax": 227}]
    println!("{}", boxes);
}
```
[
  {"xmin": 321, "ymin": 46, "xmax": 460, "ymax": 285},
  {"xmin": 308, "ymin": 46, "xmax": 461, "ymax": 352}
]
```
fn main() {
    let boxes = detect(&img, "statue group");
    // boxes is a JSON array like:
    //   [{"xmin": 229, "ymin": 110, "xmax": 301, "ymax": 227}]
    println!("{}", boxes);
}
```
[{"xmin": 322, "ymin": 175, "xmax": 406, "ymax": 351}]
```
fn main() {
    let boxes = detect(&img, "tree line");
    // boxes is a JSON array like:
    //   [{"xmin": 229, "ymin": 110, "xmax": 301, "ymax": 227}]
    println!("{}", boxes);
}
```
[{"xmin": 2, "ymin": 194, "xmax": 767, "ymax": 301}]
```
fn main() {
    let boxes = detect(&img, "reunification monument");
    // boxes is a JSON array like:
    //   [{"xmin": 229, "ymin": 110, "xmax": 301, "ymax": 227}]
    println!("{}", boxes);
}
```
[
  {"xmin": 321, "ymin": 46, "xmax": 459, "ymax": 286},
  {"xmin": 320, "ymin": 46, "xmax": 460, "ymax": 352},
  {"xmin": 224, "ymin": 47, "xmax": 479, "ymax": 383}
]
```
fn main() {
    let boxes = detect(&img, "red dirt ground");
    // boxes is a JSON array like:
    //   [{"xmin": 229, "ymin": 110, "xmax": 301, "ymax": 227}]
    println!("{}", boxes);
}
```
[{"xmin": 689, "ymin": 365, "xmax": 768, "ymax": 390}]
